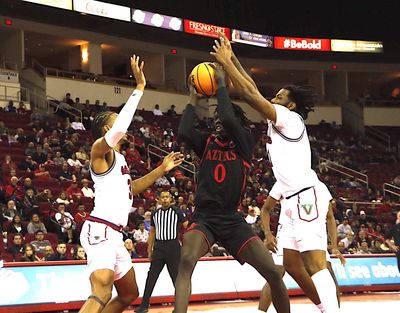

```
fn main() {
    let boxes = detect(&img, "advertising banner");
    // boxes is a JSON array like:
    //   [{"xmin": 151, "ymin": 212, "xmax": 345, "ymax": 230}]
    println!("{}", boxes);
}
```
[
  {"xmin": 22, "ymin": 0, "xmax": 72, "ymax": 10},
  {"xmin": 132, "ymin": 9, "xmax": 183, "ymax": 31},
  {"xmin": 184, "ymin": 19, "xmax": 231, "ymax": 40},
  {"xmin": 331, "ymin": 39, "xmax": 384, "ymax": 53},
  {"xmin": 0, "ymin": 255, "xmax": 398, "ymax": 311},
  {"xmin": 73, "ymin": 0, "xmax": 131, "ymax": 22},
  {"xmin": 231, "ymin": 29, "xmax": 273, "ymax": 48},
  {"xmin": 274, "ymin": 36, "xmax": 331, "ymax": 51}
]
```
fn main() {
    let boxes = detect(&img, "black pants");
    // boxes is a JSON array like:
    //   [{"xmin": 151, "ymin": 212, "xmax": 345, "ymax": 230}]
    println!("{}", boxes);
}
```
[{"xmin": 141, "ymin": 240, "xmax": 181, "ymax": 307}]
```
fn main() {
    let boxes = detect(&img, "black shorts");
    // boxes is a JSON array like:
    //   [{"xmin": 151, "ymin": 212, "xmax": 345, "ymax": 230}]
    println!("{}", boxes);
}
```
[{"xmin": 186, "ymin": 211, "xmax": 260, "ymax": 263}]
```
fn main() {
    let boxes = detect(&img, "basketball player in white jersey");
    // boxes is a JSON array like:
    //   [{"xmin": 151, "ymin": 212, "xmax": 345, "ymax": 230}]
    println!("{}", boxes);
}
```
[
  {"xmin": 258, "ymin": 195, "xmax": 344, "ymax": 312},
  {"xmin": 212, "ymin": 33, "xmax": 342, "ymax": 312},
  {"xmin": 79, "ymin": 55, "xmax": 183, "ymax": 313}
]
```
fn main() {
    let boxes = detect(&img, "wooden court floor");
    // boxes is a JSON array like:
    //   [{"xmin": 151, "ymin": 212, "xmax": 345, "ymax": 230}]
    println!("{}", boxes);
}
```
[{"xmin": 125, "ymin": 292, "xmax": 399, "ymax": 312}]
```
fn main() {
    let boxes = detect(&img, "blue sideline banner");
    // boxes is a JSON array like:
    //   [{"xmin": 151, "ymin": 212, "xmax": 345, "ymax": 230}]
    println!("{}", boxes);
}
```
[{"xmin": 0, "ymin": 255, "xmax": 399, "ymax": 308}]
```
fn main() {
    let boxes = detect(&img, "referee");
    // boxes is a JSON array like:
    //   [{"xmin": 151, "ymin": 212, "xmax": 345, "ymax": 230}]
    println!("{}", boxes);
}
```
[{"xmin": 134, "ymin": 191, "xmax": 188, "ymax": 313}]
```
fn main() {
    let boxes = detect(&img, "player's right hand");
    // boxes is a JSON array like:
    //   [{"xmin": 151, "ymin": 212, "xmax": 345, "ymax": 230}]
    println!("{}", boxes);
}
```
[
  {"xmin": 264, "ymin": 232, "xmax": 278, "ymax": 253},
  {"xmin": 130, "ymin": 54, "xmax": 146, "ymax": 90}
]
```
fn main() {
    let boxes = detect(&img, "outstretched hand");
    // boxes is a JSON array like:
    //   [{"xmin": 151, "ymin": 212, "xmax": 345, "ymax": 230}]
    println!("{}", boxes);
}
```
[
  {"xmin": 161, "ymin": 151, "xmax": 184, "ymax": 173},
  {"xmin": 210, "ymin": 34, "xmax": 232, "ymax": 65},
  {"xmin": 264, "ymin": 232, "xmax": 278, "ymax": 253},
  {"xmin": 130, "ymin": 54, "xmax": 146, "ymax": 90},
  {"xmin": 332, "ymin": 248, "xmax": 346, "ymax": 266},
  {"xmin": 209, "ymin": 62, "xmax": 225, "ymax": 86}
]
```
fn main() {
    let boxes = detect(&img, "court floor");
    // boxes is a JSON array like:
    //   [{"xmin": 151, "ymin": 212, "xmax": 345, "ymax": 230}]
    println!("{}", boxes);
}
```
[{"xmin": 126, "ymin": 292, "xmax": 399, "ymax": 312}]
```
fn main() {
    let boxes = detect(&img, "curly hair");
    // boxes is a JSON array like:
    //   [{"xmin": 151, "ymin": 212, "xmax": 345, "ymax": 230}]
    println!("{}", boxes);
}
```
[
  {"xmin": 282, "ymin": 85, "xmax": 318, "ymax": 120},
  {"xmin": 91, "ymin": 111, "xmax": 115, "ymax": 140},
  {"xmin": 212, "ymin": 103, "xmax": 251, "ymax": 130}
]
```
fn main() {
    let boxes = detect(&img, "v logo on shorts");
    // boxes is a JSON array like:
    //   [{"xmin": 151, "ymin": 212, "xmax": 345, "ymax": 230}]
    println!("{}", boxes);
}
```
[{"xmin": 301, "ymin": 204, "xmax": 313, "ymax": 215}]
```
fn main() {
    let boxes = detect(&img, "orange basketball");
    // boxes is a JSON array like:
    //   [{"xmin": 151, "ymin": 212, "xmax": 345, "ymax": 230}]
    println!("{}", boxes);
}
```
[{"xmin": 190, "ymin": 62, "xmax": 217, "ymax": 97}]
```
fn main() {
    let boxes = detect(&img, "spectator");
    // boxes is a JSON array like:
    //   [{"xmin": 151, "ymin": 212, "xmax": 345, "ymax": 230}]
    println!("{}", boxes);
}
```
[
  {"xmin": 143, "ymin": 211, "xmax": 152, "ymax": 232},
  {"xmin": 1, "ymin": 154, "xmax": 17, "ymax": 173},
  {"xmin": 52, "ymin": 151, "xmax": 65, "ymax": 166},
  {"xmin": 18, "ymin": 155, "xmax": 37, "ymax": 172},
  {"xmin": 337, "ymin": 217, "xmax": 353, "ymax": 239},
  {"xmin": 81, "ymin": 179, "xmax": 94, "ymax": 198},
  {"xmin": 30, "ymin": 230, "xmax": 51, "ymax": 254},
  {"xmin": 356, "ymin": 240, "xmax": 372, "ymax": 254},
  {"xmin": 356, "ymin": 229, "xmax": 371, "ymax": 247},
  {"xmin": 4, "ymin": 176, "xmax": 24, "ymax": 203},
  {"xmin": 63, "ymin": 93, "xmax": 74, "ymax": 106},
  {"xmin": 7, "ymin": 214, "xmax": 27, "ymax": 236},
  {"xmin": 58, "ymin": 162, "xmax": 76, "ymax": 182},
  {"xmin": 248, "ymin": 199, "xmax": 261, "ymax": 216},
  {"xmin": 75, "ymin": 147, "xmax": 89, "ymax": 162},
  {"xmin": 20, "ymin": 243, "xmax": 42, "ymax": 262},
  {"xmin": 56, "ymin": 191, "xmax": 70, "ymax": 206},
  {"xmin": 27, "ymin": 213, "xmax": 47, "ymax": 234},
  {"xmin": 43, "ymin": 245, "xmax": 54, "ymax": 261},
  {"xmin": 124, "ymin": 239, "xmax": 140, "ymax": 259},
  {"xmin": 67, "ymin": 153, "xmax": 82, "ymax": 168},
  {"xmin": 9, "ymin": 233, "xmax": 24, "ymax": 259},
  {"xmin": 47, "ymin": 242, "xmax": 69, "ymax": 261},
  {"xmin": 70, "ymin": 116, "xmax": 86, "ymax": 131},
  {"xmin": 22, "ymin": 188, "xmax": 39, "ymax": 219},
  {"xmin": 3, "ymin": 200, "xmax": 18, "ymax": 222},
  {"xmin": 166, "ymin": 104, "xmax": 177, "ymax": 117},
  {"xmin": 17, "ymin": 101, "xmax": 28, "ymax": 114},
  {"xmin": 245, "ymin": 207, "xmax": 257, "ymax": 224},
  {"xmin": 55, "ymin": 203, "xmax": 75, "ymax": 243},
  {"xmin": 74, "ymin": 203, "xmax": 88, "ymax": 233},
  {"xmin": 36, "ymin": 188, "xmax": 53, "ymax": 203},
  {"xmin": 73, "ymin": 245, "xmax": 86, "ymax": 260},
  {"xmin": 66, "ymin": 180, "xmax": 83, "ymax": 201},
  {"xmin": 4, "ymin": 100, "xmax": 16, "ymax": 112},
  {"xmin": 153, "ymin": 104, "xmax": 163, "ymax": 116},
  {"xmin": 33, "ymin": 164, "xmax": 52, "ymax": 181},
  {"xmin": 23, "ymin": 178, "xmax": 36, "ymax": 194},
  {"xmin": 210, "ymin": 243, "xmax": 228, "ymax": 257},
  {"xmin": 340, "ymin": 232, "xmax": 357, "ymax": 250},
  {"xmin": 80, "ymin": 160, "xmax": 91, "ymax": 178},
  {"xmin": 133, "ymin": 221, "xmax": 149, "ymax": 244},
  {"xmin": 0, "ymin": 120, "xmax": 9, "ymax": 135},
  {"xmin": 32, "ymin": 145, "xmax": 47, "ymax": 165},
  {"xmin": 15, "ymin": 128, "xmax": 27, "ymax": 143}
]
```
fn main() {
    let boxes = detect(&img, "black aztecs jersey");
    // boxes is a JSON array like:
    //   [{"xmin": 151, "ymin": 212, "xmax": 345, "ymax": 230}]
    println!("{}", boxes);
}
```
[
  {"xmin": 178, "ymin": 86, "xmax": 256, "ymax": 214},
  {"xmin": 194, "ymin": 135, "xmax": 251, "ymax": 214}
]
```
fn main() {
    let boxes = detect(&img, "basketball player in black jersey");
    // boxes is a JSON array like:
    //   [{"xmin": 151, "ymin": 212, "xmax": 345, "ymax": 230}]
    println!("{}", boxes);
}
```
[{"xmin": 173, "ymin": 65, "xmax": 290, "ymax": 313}]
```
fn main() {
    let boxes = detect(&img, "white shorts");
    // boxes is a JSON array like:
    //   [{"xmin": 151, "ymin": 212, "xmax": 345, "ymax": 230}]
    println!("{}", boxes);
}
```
[
  {"xmin": 272, "ymin": 224, "xmax": 331, "ymax": 265},
  {"xmin": 80, "ymin": 220, "xmax": 133, "ymax": 281},
  {"xmin": 278, "ymin": 181, "xmax": 332, "ymax": 253}
]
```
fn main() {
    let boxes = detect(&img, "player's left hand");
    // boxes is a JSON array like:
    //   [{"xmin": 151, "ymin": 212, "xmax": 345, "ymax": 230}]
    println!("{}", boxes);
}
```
[
  {"xmin": 161, "ymin": 151, "xmax": 184, "ymax": 173},
  {"xmin": 332, "ymin": 248, "xmax": 346, "ymax": 266},
  {"xmin": 264, "ymin": 232, "xmax": 278, "ymax": 253},
  {"xmin": 210, "ymin": 35, "xmax": 232, "ymax": 65}
]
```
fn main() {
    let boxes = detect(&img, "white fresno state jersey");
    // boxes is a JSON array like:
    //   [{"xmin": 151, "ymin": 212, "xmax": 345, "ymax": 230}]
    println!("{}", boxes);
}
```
[
  {"xmin": 266, "ymin": 104, "xmax": 318, "ymax": 197},
  {"xmin": 90, "ymin": 150, "xmax": 133, "ymax": 226}
]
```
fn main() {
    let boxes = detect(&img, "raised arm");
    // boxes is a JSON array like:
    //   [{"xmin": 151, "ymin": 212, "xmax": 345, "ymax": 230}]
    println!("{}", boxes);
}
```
[
  {"xmin": 177, "ymin": 86, "xmax": 210, "ymax": 157},
  {"xmin": 213, "ymin": 65, "xmax": 255, "ymax": 161},
  {"xmin": 91, "ymin": 54, "xmax": 146, "ymax": 174},
  {"xmin": 211, "ymin": 36, "xmax": 277, "ymax": 123}
]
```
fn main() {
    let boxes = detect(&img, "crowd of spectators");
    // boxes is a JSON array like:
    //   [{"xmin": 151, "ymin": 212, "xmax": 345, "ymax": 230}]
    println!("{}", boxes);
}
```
[{"xmin": 1, "ymin": 97, "xmax": 399, "ymax": 263}]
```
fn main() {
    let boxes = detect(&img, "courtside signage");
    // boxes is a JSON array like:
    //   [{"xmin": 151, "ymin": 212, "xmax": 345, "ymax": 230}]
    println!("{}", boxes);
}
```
[
  {"xmin": 184, "ymin": 19, "xmax": 231, "ymax": 40},
  {"xmin": 132, "ymin": 9, "xmax": 183, "ymax": 31},
  {"xmin": 232, "ymin": 29, "xmax": 273, "ymax": 48},
  {"xmin": 274, "ymin": 36, "xmax": 331, "ymax": 51},
  {"xmin": 73, "ymin": 0, "xmax": 130, "ymax": 22},
  {"xmin": 22, "ymin": 0, "xmax": 72, "ymax": 10},
  {"xmin": 331, "ymin": 39, "xmax": 384, "ymax": 53}
]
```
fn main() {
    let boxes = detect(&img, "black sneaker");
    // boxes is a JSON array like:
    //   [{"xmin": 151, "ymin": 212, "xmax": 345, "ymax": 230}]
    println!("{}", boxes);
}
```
[{"xmin": 134, "ymin": 306, "xmax": 148, "ymax": 313}]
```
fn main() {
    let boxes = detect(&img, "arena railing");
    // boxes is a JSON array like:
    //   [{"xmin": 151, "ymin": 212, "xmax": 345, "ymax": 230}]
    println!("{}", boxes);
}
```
[
  {"xmin": 47, "ymin": 94, "xmax": 83, "ymax": 123},
  {"xmin": 147, "ymin": 144, "xmax": 196, "ymax": 181},
  {"xmin": 365, "ymin": 126, "xmax": 391, "ymax": 151},
  {"xmin": 383, "ymin": 183, "xmax": 400, "ymax": 199},
  {"xmin": 319, "ymin": 157, "xmax": 369, "ymax": 188}
]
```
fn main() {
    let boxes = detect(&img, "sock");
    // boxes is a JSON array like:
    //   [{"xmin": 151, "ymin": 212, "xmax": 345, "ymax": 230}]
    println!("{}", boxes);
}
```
[
  {"xmin": 317, "ymin": 303, "xmax": 326, "ymax": 312},
  {"xmin": 311, "ymin": 269, "xmax": 339, "ymax": 313}
]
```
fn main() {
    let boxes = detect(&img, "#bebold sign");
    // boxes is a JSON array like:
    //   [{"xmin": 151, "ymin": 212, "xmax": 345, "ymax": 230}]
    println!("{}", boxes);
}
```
[{"xmin": 274, "ymin": 36, "xmax": 331, "ymax": 51}]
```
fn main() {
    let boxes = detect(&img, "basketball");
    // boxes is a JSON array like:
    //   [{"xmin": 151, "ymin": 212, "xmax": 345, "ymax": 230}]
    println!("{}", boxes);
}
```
[{"xmin": 190, "ymin": 62, "xmax": 217, "ymax": 97}]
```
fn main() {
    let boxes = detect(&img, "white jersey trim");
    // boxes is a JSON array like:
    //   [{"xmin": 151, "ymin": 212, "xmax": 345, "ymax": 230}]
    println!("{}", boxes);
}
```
[{"xmin": 90, "ymin": 150, "xmax": 116, "ymax": 177}]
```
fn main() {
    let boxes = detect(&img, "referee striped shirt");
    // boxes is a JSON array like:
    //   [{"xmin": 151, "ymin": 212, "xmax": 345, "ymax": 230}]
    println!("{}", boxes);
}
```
[{"xmin": 151, "ymin": 206, "xmax": 185, "ymax": 241}]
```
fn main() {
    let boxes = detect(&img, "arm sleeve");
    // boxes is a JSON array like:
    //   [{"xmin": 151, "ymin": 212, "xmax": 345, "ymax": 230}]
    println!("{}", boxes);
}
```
[
  {"xmin": 177, "ymin": 104, "xmax": 210, "ymax": 157},
  {"xmin": 216, "ymin": 86, "xmax": 255, "ymax": 162},
  {"xmin": 104, "ymin": 90, "xmax": 143, "ymax": 147}
]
